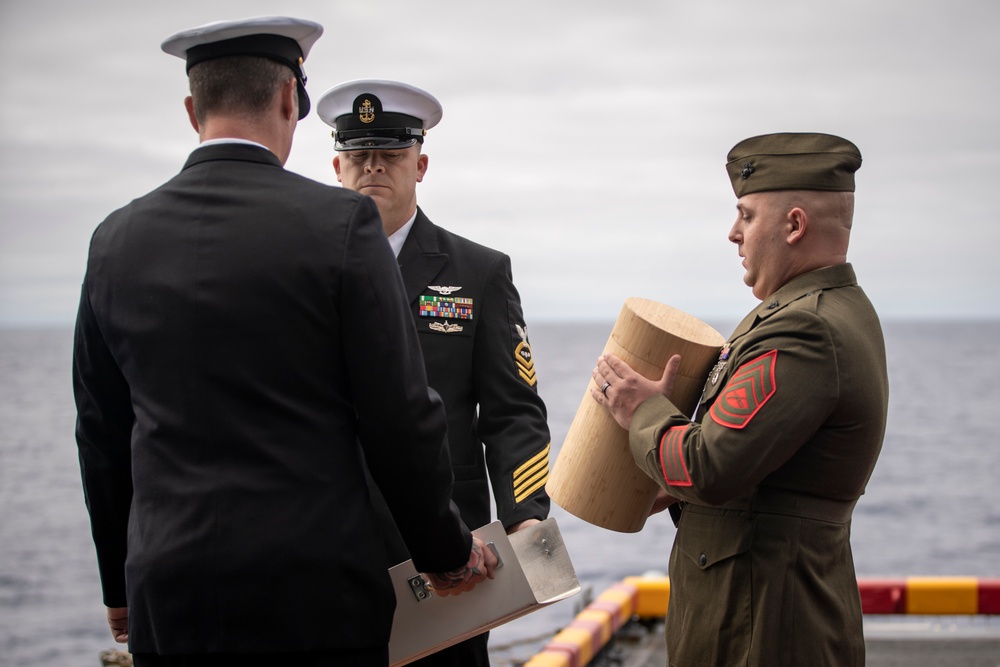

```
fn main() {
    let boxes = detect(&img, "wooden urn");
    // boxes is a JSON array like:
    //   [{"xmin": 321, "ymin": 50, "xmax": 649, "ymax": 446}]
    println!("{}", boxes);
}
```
[{"xmin": 546, "ymin": 298, "xmax": 725, "ymax": 532}]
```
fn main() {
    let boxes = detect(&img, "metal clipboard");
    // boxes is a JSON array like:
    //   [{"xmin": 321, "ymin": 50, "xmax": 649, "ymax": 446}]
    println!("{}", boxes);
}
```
[{"xmin": 387, "ymin": 517, "xmax": 580, "ymax": 666}]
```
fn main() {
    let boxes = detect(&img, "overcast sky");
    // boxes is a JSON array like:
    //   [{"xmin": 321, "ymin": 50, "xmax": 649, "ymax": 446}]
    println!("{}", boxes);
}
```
[{"xmin": 2, "ymin": 0, "xmax": 998, "ymax": 326}]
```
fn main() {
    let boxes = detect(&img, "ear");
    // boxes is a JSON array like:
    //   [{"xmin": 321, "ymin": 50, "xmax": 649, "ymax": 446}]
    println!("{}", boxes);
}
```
[
  {"xmin": 416, "ymin": 152, "xmax": 429, "ymax": 183},
  {"xmin": 184, "ymin": 96, "xmax": 200, "ymax": 133},
  {"xmin": 786, "ymin": 207, "xmax": 808, "ymax": 245},
  {"xmin": 280, "ymin": 78, "xmax": 298, "ymax": 122},
  {"xmin": 332, "ymin": 155, "xmax": 343, "ymax": 183}
]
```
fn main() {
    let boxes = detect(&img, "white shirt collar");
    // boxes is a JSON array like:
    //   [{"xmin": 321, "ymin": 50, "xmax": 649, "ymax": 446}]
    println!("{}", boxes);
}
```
[
  {"xmin": 196, "ymin": 137, "xmax": 272, "ymax": 152},
  {"xmin": 387, "ymin": 210, "xmax": 418, "ymax": 258}
]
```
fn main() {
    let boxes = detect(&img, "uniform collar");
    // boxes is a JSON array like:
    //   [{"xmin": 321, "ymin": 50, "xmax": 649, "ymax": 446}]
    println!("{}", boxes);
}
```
[
  {"xmin": 198, "ymin": 137, "xmax": 271, "ymax": 151},
  {"xmin": 387, "ymin": 210, "xmax": 418, "ymax": 258},
  {"xmin": 756, "ymin": 264, "xmax": 857, "ymax": 317},
  {"xmin": 396, "ymin": 208, "xmax": 448, "ymax": 304},
  {"xmin": 182, "ymin": 142, "xmax": 282, "ymax": 170},
  {"xmin": 729, "ymin": 263, "xmax": 858, "ymax": 339},
  {"xmin": 398, "ymin": 207, "xmax": 441, "ymax": 256}
]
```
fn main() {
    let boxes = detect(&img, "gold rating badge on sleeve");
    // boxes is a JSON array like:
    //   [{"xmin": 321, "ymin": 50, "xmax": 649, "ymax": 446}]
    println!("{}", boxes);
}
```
[{"xmin": 514, "ymin": 324, "xmax": 536, "ymax": 387}]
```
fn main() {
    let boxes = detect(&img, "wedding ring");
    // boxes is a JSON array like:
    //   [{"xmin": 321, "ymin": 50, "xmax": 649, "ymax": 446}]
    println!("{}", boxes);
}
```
[{"xmin": 601, "ymin": 381, "xmax": 611, "ymax": 397}]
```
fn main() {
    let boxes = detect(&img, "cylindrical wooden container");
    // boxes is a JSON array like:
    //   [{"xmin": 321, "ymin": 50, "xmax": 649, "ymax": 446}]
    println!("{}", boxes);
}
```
[{"xmin": 547, "ymin": 298, "xmax": 725, "ymax": 532}]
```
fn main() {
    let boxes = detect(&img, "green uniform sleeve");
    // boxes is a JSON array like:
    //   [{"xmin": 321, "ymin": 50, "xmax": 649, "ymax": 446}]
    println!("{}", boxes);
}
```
[{"xmin": 629, "ymin": 308, "xmax": 838, "ymax": 505}]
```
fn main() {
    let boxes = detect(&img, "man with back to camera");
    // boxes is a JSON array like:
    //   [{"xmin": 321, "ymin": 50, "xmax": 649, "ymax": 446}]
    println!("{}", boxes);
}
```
[
  {"xmin": 73, "ymin": 17, "xmax": 496, "ymax": 667},
  {"xmin": 316, "ymin": 80, "xmax": 553, "ymax": 666},
  {"xmin": 591, "ymin": 133, "xmax": 889, "ymax": 665}
]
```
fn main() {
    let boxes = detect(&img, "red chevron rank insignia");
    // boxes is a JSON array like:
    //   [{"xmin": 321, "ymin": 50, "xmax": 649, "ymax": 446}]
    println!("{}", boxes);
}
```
[{"xmin": 710, "ymin": 349, "xmax": 777, "ymax": 429}]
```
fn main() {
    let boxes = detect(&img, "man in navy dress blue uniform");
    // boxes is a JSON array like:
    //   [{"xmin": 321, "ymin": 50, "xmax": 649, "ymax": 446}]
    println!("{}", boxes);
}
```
[
  {"xmin": 73, "ymin": 17, "xmax": 495, "ymax": 667},
  {"xmin": 317, "ymin": 80, "xmax": 553, "ymax": 666}
]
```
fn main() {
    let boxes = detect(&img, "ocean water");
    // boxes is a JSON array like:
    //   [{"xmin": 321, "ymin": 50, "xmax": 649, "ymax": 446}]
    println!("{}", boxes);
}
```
[{"xmin": 2, "ymin": 320, "xmax": 999, "ymax": 665}]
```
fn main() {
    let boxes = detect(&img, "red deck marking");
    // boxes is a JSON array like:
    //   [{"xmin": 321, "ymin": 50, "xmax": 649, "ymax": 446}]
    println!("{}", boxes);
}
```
[
  {"xmin": 980, "ymin": 580, "xmax": 1000, "ymax": 614},
  {"xmin": 859, "ymin": 578, "xmax": 907, "ymax": 614}
]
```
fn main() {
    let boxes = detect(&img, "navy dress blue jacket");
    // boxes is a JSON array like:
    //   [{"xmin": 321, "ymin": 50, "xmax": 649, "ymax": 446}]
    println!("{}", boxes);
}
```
[{"xmin": 73, "ymin": 144, "xmax": 470, "ymax": 655}]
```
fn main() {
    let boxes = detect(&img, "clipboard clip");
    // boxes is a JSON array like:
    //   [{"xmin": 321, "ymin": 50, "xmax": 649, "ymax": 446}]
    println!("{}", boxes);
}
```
[{"xmin": 407, "ymin": 542, "xmax": 503, "ymax": 602}]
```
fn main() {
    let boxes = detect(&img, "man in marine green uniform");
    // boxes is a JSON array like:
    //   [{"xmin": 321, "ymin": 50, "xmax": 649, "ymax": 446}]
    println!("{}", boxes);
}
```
[{"xmin": 592, "ymin": 133, "xmax": 888, "ymax": 666}]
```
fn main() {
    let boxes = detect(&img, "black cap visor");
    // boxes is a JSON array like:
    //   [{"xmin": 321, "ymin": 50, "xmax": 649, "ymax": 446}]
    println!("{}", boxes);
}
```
[{"xmin": 334, "ymin": 127, "xmax": 424, "ymax": 151}]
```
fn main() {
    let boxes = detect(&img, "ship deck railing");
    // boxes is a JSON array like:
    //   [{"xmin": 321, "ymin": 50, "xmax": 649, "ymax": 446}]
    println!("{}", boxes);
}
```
[{"xmin": 517, "ymin": 576, "xmax": 1000, "ymax": 667}]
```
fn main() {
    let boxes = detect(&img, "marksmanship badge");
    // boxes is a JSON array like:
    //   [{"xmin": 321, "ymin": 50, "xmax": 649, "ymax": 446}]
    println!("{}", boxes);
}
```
[{"xmin": 709, "ymin": 343, "xmax": 731, "ymax": 386}]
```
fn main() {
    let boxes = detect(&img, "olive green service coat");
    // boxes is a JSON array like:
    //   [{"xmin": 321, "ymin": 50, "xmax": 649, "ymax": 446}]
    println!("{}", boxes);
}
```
[{"xmin": 630, "ymin": 263, "xmax": 889, "ymax": 666}]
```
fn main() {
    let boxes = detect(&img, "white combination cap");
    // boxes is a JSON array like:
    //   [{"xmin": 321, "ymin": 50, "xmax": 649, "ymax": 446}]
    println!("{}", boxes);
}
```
[
  {"xmin": 161, "ymin": 16, "xmax": 323, "ymax": 119},
  {"xmin": 316, "ymin": 79, "xmax": 442, "ymax": 150}
]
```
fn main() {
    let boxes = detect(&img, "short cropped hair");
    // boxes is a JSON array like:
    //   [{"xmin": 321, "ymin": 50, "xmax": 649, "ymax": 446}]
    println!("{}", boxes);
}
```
[{"xmin": 188, "ymin": 56, "xmax": 292, "ymax": 124}]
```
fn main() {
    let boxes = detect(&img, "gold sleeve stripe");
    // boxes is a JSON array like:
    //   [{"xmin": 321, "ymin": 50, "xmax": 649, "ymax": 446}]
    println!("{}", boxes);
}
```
[
  {"xmin": 514, "ymin": 442, "xmax": 550, "ymax": 478},
  {"xmin": 514, "ymin": 475, "xmax": 547, "ymax": 503},
  {"xmin": 514, "ymin": 460, "xmax": 547, "ymax": 490},
  {"xmin": 514, "ymin": 466, "xmax": 547, "ymax": 500},
  {"xmin": 513, "ymin": 443, "xmax": 550, "ymax": 503}
]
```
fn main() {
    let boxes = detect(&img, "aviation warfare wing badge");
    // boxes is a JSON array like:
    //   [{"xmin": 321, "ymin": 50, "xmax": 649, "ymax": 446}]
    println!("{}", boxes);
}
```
[{"xmin": 428, "ymin": 286, "xmax": 462, "ymax": 295}]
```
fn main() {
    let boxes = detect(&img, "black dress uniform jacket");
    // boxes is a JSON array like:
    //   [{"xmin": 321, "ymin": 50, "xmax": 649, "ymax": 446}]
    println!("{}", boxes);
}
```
[
  {"xmin": 73, "ymin": 144, "xmax": 471, "ymax": 656},
  {"xmin": 366, "ymin": 209, "xmax": 551, "ymax": 666},
  {"xmin": 630, "ymin": 264, "xmax": 889, "ymax": 666},
  {"xmin": 395, "ymin": 209, "xmax": 551, "ymax": 537}
]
